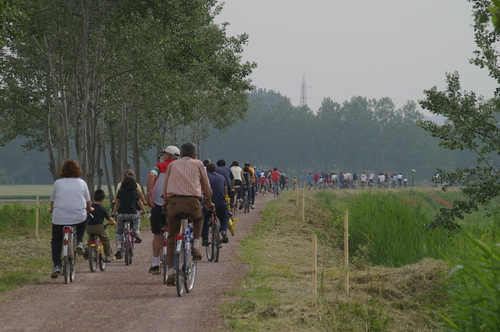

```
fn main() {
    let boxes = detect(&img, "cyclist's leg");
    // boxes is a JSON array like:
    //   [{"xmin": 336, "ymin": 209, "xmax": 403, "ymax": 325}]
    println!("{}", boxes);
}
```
[
  {"xmin": 115, "ymin": 216, "xmax": 125, "ymax": 249},
  {"xmin": 150, "ymin": 204, "xmax": 165, "ymax": 267},
  {"xmin": 92, "ymin": 224, "xmax": 112, "ymax": 257},
  {"xmin": 133, "ymin": 212, "xmax": 141, "ymax": 240},
  {"xmin": 217, "ymin": 206, "xmax": 229, "ymax": 233},
  {"xmin": 74, "ymin": 220, "xmax": 87, "ymax": 243},
  {"xmin": 201, "ymin": 208, "xmax": 211, "ymax": 244},
  {"xmin": 51, "ymin": 223, "xmax": 64, "ymax": 268}
]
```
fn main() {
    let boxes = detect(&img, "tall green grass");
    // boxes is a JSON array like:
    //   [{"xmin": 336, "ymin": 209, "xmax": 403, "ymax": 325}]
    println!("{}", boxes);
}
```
[
  {"xmin": 319, "ymin": 191, "xmax": 455, "ymax": 267},
  {"xmin": 441, "ymin": 227, "xmax": 500, "ymax": 331},
  {"xmin": 0, "ymin": 203, "xmax": 52, "ymax": 235},
  {"xmin": 316, "ymin": 189, "xmax": 500, "ymax": 330}
]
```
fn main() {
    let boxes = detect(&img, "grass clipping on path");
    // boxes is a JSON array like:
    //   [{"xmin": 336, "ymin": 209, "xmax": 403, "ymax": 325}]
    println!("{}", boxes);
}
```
[{"xmin": 224, "ymin": 191, "xmax": 447, "ymax": 332}]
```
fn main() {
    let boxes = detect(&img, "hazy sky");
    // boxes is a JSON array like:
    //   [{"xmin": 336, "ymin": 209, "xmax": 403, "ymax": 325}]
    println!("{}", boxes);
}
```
[{"xmin": 216, "ymin": 0, "xmax": 498, "ymax": 115}]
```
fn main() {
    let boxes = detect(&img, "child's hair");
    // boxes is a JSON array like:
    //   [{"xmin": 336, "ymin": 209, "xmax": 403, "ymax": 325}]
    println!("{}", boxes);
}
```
[
  {"xmin": 123, "ymin": 169, "xmax": 135, "ymax": 178},
  {"xmin": 121, "ymin": 175, "xmax": 137, "ymax": 191},
  {"xmin": 93, "ymin": 189, "xmax": 106, "ymax": 202}
]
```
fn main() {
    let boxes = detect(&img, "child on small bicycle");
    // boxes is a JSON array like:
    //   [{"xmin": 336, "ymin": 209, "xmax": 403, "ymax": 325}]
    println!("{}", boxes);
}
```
[
  {"xmin": 112, "ymin": 175, "xmax": 146, "ymax": 259},
  {"xmin": 85, "ymin": 189, "xmax": 116, "ymax": 263},
  {"xmin": 258, "ymin": 175, "xmax": 268, "ymax": 194}
]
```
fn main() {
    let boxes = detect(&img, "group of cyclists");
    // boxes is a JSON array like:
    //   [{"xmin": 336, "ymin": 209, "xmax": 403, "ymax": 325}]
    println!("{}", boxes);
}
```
[
  {"xmin": 49, "ymin": 142, "xmax": 287, "ymax": 286},
  {"xmin": 307, "ymin": 171, "xmax": 409, "ymax": 190},
  {"xmin": 228, "ymin": 164, "xmax": 291, "ymax": 207}
]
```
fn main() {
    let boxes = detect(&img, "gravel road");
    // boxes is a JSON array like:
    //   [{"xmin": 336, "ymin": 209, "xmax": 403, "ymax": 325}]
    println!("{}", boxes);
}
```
[{"xmin": 0, "ymin": 193, "xmax": 275, "ymax": 332}]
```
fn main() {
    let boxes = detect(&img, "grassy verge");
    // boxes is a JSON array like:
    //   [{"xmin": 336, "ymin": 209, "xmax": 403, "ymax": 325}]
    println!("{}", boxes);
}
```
[
  {"xmin": 223, "ymin": 189, "xmax": 447, "ymax": 331},
  {"xmin": 0, "ymin": 198, "xmax": 127, "ymax": 293}
]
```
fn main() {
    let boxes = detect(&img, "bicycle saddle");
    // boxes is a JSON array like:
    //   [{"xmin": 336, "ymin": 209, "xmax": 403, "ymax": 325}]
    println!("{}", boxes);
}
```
[{"xmin": 176, "ymin": 213, "xmax": 190, "ymax": 219}]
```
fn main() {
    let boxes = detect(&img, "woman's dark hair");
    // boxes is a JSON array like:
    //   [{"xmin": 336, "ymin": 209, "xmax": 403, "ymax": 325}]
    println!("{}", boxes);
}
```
[
  {"xmin": 59, "ymin": 159, "xmax": 82, "ymax": 178},
  {"xmin": 121, "ymin": 175, "xmax": 137, "ymax": 191},
  {"xmin": 231, "ymin": 160, "xmax": 239, "ymax": 167}
]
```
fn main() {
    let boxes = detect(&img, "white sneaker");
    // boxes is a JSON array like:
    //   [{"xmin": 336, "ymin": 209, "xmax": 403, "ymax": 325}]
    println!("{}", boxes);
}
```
[{"xmin": 76, "ymin": 242, "xmax": 85, "ymax": 255}]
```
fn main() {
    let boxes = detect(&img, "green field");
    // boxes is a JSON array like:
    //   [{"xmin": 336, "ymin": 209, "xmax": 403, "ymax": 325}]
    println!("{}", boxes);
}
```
[{"xmin": 0, "ymin": 185, "xmax": 53, "ymax": 198}]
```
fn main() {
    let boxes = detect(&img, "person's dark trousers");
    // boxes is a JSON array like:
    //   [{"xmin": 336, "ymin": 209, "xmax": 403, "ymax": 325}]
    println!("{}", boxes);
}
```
[{"xmin": 51, "ymin": 220, "xmax": 87, "ymax": 266}]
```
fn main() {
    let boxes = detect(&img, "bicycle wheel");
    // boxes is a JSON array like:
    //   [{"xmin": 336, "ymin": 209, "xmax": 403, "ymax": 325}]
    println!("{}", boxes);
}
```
[
  {"xmin": 68, "ymin": 233, "xmax": 76, "ymax": 282},
  {"xmin": 214, "ymin": 223, "xmax": 220, "ymax": 263},
  {"xmin": 175, "ymin": 240, "xmax": 185, "ymax": 297},
  {"xmin": 89, "ymin": 246, "xmax": 97, "ymax": 273},
  {"xmin": 63, "ymin": 256, "xmax": 70, "ymax": 284},
  {"xmin": 243, "ymin": 194, "xmax": 249, "ymax": 214},
  {"xmin": 206, "ymin": 222, "xmax": 214, "ymax": 262},
  {"xmin": 232, "ymin": 193, "xmax": 238, "ymax": 216},
  {"xmin": 185, "ymin": 255, "xmax": 197, "ymax": 293},
  {"xmin": 162, "ymin": 244, "xmax": 168, "ymax": 285},
  {"xmin": 124, "ymin": 232, "xmax": 131, "ymax": 266},
  {"xmin": 99, "ymin": 253, "xmax": 106, "ymax": 271},
  {"xmin": 184, "ymin": 239, "xmax": 197, "ymax": 293},
  {"xmin": 69, "ymin": 249, "xmax": 76, "ymax": 282}
]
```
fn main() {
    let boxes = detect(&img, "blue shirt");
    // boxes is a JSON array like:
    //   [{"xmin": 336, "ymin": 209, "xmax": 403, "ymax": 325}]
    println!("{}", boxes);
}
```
[
  {"xmin": 207, "ymin": 172, "xmax": 227, "ymax": 208},
  {"xmin": 216, "ymin": 166, "xmax": 233, "ymax": 191}
]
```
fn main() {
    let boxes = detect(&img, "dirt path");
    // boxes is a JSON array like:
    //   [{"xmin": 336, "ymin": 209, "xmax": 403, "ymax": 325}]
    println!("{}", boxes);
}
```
[{"xmin": 0, "ymin": 193, "xmax": 276, "ymax": 332}]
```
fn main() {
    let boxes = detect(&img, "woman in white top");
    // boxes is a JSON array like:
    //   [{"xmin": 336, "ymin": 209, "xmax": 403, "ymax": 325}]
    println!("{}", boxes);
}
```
[
  {"xmin": 49, "ymin": 159, "xmax": 92, "ymax": 278},
  {"xmin": 230, "ymin": 161, "xmax": 245, "ymax": 205}
]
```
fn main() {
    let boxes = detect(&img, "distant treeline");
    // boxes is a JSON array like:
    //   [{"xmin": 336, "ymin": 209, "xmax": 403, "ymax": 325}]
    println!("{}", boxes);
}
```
[
  {"xmin": 0, "ymin": 89, "xmax": 483, "ymax": 186},
  {"xmin": 203, "ymin": 89, "xmax": 480, "ymax": 182}
]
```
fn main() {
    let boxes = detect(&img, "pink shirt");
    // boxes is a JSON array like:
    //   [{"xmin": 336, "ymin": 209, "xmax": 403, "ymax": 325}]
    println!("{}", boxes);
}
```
[{"xmin": 162, "ymin": 157, "xmax": 211, "ymax": 199}]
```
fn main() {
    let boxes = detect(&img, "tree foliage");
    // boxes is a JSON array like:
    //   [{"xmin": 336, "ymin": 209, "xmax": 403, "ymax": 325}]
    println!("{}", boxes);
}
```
[
  {"xmin": 0, "ymin": 0, "xmax": 254, "ymax": 194},
  {"xmin": 416, "ymin": 0, "xmax": 500, "ymax": 229}
]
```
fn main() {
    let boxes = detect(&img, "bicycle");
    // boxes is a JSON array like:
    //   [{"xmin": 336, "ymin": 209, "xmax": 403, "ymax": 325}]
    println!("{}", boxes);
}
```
[
  {"xmin": 87, "ymin": 223, "xmax": 111, "ymax": 273},
  {"xmin": 61, "ymin": 225, "xmax": 77, "ymax": 284},
  {"xmin": 232, "ymin": 186, "xmax": 240, "ymax": 216},
  {"xmin": 118, "ymin": 218, "xmax": 135, "ymax": 266},
  {"xmin": 174, "ymin": 213, "xmax": 197, "ymax": 297},
  {"xmin": 273, "ymin": 181, "xmax": 280, "ymax": 197},
  {"xmin": 205, "ymin": 211, "xmax": 221, "ymax": 263}
]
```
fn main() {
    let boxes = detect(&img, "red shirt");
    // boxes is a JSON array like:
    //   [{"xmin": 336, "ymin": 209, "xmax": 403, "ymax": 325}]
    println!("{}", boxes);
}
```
[{"xmin": 271, "ymin": 171, "xmax": 280, "ymax": 182}]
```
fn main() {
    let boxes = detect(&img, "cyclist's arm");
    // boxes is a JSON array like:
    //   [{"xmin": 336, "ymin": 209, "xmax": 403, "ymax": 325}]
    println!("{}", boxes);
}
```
[
  {"xmin": 146, "ymin": 171, "xmax": 156, "ymax": 208},
  {"xmin": 112, "ymin": 198, "xmax": 120, "ymax": 216},
  {"xmin": 137, "ymin": 198, "xmax": 146, "ymax": 215},
  {"xmin": 49, "ymin": 201, "xmax": 54, "ymax": 213},
  {"xmin": 86, "ymin": 200, "xmax": 93, "ymax": 214},
  {"xmin": 107, "ymin": 216, "xmax": 117, "ymax": 225},
  {"xmin": 240, "ymin": 170, "xmax": 246, "ymax": 185},
  {"xmin": 200, "ymin": 167, "xmax": 214, "ymax": 211}
]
